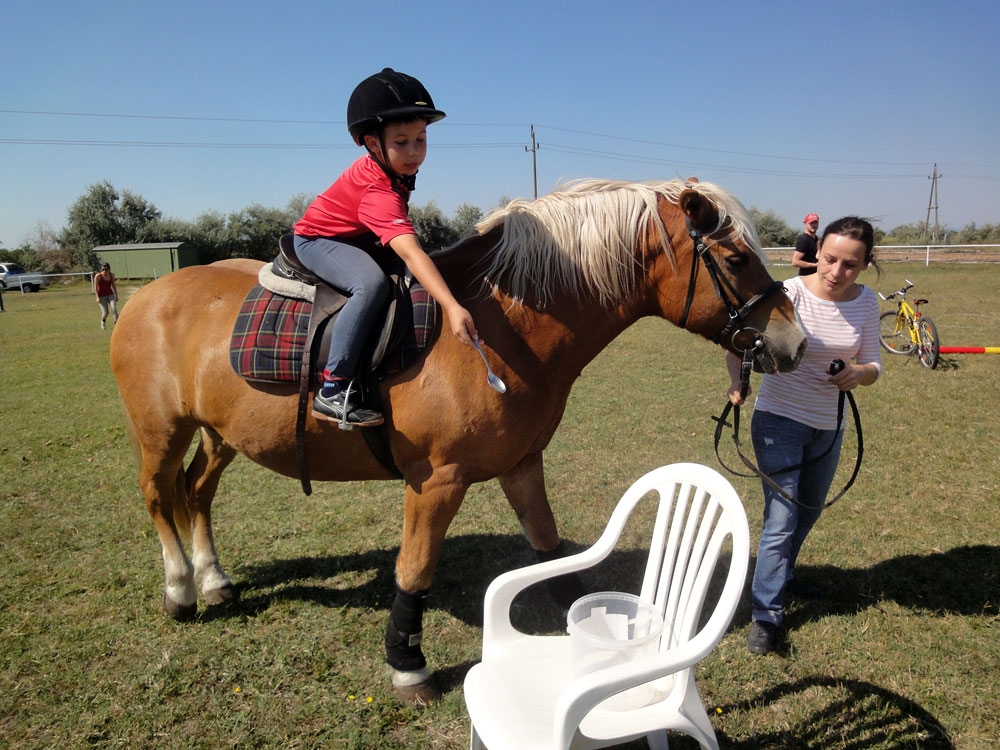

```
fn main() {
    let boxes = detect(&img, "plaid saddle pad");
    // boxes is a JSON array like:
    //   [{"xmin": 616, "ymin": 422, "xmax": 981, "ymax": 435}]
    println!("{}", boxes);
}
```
[{"xmin": 229, "ymin": 282, "xmax": 436, "ymax": 383}]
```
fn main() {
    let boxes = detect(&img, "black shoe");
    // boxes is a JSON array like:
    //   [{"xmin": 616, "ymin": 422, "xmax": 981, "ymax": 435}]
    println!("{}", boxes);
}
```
[
  {"xmin": 747, "ymin": 620, "xmax": 778, "ymax": 655},
  {"xmin": 785, "ymin": 577, "xmax": 823, "ymax": 600},
  {"xmin": 312, "ymin": 390, "xmax": 384, "ymax": 426}
]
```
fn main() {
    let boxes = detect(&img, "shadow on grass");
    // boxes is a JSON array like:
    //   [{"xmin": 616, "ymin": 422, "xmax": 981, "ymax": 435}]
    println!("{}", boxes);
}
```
[
  {"xmin": 211, "ymin": 537, "xmax": 999, "ymax": 633},
  {"xmin": 201, "ymin": 536, "xmax": 983, "ymax": 748},
  {"xmin": 730, "ymin": 543, "xmax": 1000, "ymax": 633},
  {"xmin": 787, "ymin": 543, "xmax": 1000, "ymax": 620},
  {"xmin": 707, "ymin": 676, "xmax": 954, "ymax": 749},
  {"xmin": 210, "ymin": 532, "xmax": 579, "ymax": 627}
]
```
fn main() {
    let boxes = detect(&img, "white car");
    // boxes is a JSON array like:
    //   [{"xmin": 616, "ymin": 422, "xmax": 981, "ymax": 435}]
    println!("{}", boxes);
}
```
[{"xmin": 0, "ymin": 262, "xmax": 49, "ymax": 292}]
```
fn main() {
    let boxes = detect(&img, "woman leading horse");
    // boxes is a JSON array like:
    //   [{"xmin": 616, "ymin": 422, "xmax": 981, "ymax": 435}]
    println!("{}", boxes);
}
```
[{"xmin": 110, "ymin": 177, "xmax": 806, "ymax": 703}]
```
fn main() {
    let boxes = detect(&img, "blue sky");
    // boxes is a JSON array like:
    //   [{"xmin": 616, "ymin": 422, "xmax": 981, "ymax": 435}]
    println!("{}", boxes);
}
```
[{"xmin": 2, "ymin": 0, "xmax": 998, "ymax": 249}]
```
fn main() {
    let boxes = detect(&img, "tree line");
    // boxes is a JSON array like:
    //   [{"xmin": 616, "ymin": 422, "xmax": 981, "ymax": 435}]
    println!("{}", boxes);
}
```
[{"xmin": 3, "ymin": 181, "xmax": 999, "ymax": 274}]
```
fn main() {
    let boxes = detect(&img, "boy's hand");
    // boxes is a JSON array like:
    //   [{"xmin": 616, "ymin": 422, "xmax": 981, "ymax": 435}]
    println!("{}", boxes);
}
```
[{"xmin": 450, "ymin": 305, "xmax": 477, "ymax": 346}]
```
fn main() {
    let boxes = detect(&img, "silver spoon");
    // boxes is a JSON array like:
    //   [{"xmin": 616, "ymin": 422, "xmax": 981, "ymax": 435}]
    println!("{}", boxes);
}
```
[{"xmin": 473, "ymin": 339, "xmax": 507, "ymax": 393}]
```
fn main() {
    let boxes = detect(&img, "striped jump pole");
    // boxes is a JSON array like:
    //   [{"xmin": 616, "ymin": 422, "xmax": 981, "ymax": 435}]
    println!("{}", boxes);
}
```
[{"xmin": 939, "ymin": 346, "xmax": 1000, "ymax": 354}]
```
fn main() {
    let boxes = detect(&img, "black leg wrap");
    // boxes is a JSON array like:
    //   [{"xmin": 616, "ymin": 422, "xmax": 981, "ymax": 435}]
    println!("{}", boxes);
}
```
[
  {"xmin": 385, "ymin": 585, "xmax": 429, "ymax": 671},
  {"xmin": 534, "ymin": 542, "xmax": 587, "ymax": 609}
]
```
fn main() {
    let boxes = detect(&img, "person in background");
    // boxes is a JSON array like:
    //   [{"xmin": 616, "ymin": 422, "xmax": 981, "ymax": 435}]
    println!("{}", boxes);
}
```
[
  {"xmin": 292, "ymin": 68, "xmax": 477, "ymax": 427},
  {"xmin": 792, "ymin": 213, "xmax": 820, "ymax": 275},
  {"xmin": 726, "ymin": 216, "xmax": 882, "ymax": 655},
  {"xmin": 93, "ymin": 262, "xmax": 119, "ymax": 330}
]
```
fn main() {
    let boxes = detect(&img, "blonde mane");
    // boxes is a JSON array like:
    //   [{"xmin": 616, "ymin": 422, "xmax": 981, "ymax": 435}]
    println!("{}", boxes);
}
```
[{"xmin": 472, "ymin": 178, "xmax": 761, "ymax": 307}]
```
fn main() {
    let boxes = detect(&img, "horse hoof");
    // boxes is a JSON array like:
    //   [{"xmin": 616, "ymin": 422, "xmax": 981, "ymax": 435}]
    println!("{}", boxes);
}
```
[
  {"xmin": 390, "ymin": 667, "xmax": 440, "ymax": 706},
  {"xmin": 393, "ymin": 680, "xmax": 440, "ymax": 707},
  {"xmin": 163, "ymin": 593, "xmax": 197, "ymax": 622},
  {"xmin": 548, "ymin": 571, "xmax": 587, "ymax": 609},
  {"xmin": 203, "ymin": 584, "xmax": 238, "ymax": 606}
]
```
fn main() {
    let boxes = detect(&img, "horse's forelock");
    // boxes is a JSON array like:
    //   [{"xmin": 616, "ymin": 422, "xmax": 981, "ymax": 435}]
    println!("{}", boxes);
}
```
[
  {"xmin": 679, "ymin": 181, "xmax": 763, "ymax": 257},
  {"xmin": 475, "ymin": 178, "xmax": 759, "ymax": 307}
]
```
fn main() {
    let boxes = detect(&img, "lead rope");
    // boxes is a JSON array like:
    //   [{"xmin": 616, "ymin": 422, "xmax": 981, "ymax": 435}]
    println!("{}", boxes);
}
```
[{"xmin": 712, "ymin": 354, "xmax": 864, "ymax": 509}]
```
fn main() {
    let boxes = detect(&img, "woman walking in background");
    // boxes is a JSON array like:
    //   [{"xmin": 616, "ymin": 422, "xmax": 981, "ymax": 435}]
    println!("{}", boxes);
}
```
[{"xmin": 94, "ymin": 262, "xmax": 119, "ymax": 330}]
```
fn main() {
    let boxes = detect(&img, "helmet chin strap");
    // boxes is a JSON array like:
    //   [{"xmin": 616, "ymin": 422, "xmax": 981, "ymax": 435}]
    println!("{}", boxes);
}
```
[{"xmin": 366, "ymin": 130, "xmax": 417, "ymax": 194}]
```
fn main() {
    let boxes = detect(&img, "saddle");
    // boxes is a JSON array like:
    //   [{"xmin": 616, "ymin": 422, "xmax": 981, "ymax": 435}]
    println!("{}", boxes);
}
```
[{"xmin": 231, "ymin": 234, "xmax": 438, "ymax": 493}]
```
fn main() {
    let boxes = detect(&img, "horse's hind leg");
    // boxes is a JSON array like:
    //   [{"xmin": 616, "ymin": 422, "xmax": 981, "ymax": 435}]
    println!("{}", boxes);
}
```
[
  {"xmin": 497, "ymin": 451, "xmax": 585, "ymax": 607},
  {"xmin": 186, "ymin": 427, "xmax": 239, "ymax": 606},
  {"xmin": 135, "ymin": 426, "xmax": 201, "ymax": 621}
]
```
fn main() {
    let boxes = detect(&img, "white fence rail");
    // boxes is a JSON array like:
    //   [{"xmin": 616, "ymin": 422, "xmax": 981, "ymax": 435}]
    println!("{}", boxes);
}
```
[{"xmin": 764, "ymin": 244, "xmax": 1000, "ymax": 266}]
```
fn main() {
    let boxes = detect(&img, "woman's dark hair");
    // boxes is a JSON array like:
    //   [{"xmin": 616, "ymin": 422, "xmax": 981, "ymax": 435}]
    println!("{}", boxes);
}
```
[{"xmin": 820, "ymin": 216, "xmax": 880, "ymax": 276}]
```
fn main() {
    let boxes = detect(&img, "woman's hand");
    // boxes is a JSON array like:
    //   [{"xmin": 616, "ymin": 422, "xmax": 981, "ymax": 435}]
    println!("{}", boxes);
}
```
[
  {"xmin": 726, "ymin": 351, "xmax": 749, "ymax": 405},
  {"xmin": 829, "ymin": 362, "xmax": 879, "ymax": 391}
]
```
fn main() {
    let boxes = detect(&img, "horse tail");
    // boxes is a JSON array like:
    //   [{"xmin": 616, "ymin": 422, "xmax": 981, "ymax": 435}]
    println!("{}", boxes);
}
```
[{"xmin": 120, "ymin": 396, "xmax": 143, "ymax": 467}]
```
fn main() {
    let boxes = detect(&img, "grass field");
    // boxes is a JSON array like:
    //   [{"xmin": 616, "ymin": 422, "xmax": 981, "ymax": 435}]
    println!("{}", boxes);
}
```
[{"xmin": 1, "ymin": 262, "xmax": 998, "ymax": 749}]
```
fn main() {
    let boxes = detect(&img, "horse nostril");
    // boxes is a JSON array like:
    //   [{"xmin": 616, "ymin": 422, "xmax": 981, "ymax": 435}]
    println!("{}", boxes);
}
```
[{"xmin": 796, "ymin": 337, "xmax": 808, "ymax": 363}]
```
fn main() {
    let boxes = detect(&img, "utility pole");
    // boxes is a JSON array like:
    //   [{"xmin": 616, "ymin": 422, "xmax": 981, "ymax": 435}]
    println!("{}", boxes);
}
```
[
  {"xmin": 924, "ymin": 163, "xmax": 941, "ymax": 242},
  {"xmin": 525, "ymin": 125, "xmax": 539, "ymax": 198}
]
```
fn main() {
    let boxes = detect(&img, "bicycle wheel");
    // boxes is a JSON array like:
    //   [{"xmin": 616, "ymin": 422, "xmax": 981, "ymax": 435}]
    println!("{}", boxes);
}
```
[
  {"xmin": 917, "ymin": 316, "xmax": 940, "ymax": 369},
  {"xmin": 879, "ymin": 311, "xmax": 916, "ymax": 355}
]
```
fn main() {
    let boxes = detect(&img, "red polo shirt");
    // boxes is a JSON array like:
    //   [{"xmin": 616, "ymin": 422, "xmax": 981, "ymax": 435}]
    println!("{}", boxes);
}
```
[{"xmin": 294, "ymin": 155, "xmax": 416, "ymax": 245}]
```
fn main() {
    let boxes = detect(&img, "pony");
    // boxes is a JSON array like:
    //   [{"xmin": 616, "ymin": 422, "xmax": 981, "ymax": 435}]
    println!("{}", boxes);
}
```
[{"xmin": 110, "ymin": 178, "xmax": 806, "ymax": 703}]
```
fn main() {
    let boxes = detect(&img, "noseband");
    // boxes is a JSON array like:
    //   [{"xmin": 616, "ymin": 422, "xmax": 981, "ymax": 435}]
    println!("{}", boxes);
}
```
[{"xmin": 677, "ymin": 227, "xmax": 784, "ymax": 346}]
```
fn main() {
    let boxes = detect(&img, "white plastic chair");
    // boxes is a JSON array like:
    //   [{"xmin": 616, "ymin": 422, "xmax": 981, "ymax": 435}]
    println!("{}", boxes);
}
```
[{"xmin": 463, "ymin": 463, "xmax": 750, "ymax": 750}]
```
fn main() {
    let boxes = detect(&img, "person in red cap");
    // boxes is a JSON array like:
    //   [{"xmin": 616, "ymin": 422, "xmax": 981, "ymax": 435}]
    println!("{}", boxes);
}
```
[{"xmin": 792, "ymin": 213, "xmax": 820, "ymax": 275}]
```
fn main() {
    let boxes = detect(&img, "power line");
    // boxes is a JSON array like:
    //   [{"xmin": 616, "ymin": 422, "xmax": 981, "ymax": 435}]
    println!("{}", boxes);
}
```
[
  {"xmin": 4, "ymin": 109, "xmax": 999, "ymax": 185},
  {"xmin": 8, "ymin": 107, "xmax": 996, "ymax": 169},
  {"xmin": 0, "ymin": 108, "xmax": 342, "ymax": 125},
  {"xmin": 539, "ymin": 144, "xmax": 927, "ymax": 179}
]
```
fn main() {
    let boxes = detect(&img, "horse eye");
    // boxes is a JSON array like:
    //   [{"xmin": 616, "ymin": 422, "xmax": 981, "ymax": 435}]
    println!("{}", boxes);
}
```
[{"xmin": 724, "ymin": 254, "xmax": 746, "ymax": 271}]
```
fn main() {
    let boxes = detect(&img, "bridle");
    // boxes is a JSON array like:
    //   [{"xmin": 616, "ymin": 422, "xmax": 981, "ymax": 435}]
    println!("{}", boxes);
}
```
[{"xmin": 677, "ymin": 227, "xmax": 784, "ymax": 347}]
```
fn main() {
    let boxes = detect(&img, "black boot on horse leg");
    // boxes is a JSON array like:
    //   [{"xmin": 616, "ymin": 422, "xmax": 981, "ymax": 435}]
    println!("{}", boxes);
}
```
[
  {"xmin": 535, "ymin": 542, "xmax": 587, "ymax": 608},
  {"xmin": 385, "ymin": 585, "xmax": 440, "ymax": 705}
]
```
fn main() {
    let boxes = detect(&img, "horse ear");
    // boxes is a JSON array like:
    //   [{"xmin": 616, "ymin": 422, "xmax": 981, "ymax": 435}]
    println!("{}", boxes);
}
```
[{"xmin": 679, "ymin": 189, "xmax": 719, "ymax": 233}]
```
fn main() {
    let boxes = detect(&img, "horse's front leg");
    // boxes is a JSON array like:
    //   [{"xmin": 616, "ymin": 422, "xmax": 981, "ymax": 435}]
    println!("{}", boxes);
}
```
[
  {"xmin": 386, "ymin": 470, "xmax": 469, "ymax": 705},
  {"xmin": 497, "ymin": 451, "xmax": 586, "ymax": 608},
  {"xmin": 186, "ymin": 428, "xmax": 239, "ymax": 606}
]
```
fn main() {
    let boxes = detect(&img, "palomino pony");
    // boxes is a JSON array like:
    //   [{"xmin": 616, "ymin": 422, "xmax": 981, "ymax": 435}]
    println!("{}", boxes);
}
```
[{"xmin": 111, "ymin": 178, "xmax": 805, "ymax": 703}]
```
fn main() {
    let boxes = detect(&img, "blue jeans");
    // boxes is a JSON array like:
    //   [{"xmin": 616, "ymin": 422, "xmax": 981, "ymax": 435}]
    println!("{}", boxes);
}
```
[
  {"xmin": 293, "ymin": 235, "xmax": 391, "ymax": 380},
  {"xmin": 750, "ymin": 410, "xmax": 844, "ymax": 626}
]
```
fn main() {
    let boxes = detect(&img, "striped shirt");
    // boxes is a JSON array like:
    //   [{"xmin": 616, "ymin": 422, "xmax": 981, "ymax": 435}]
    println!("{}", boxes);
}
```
[{"xmin": 754, "ymin": 275, "xmax": 882, "ymax": 430}]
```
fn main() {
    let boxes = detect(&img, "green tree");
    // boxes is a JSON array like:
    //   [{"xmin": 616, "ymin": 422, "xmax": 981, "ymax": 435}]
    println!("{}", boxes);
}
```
[
  {"xmin": 190, "ymin": 212, "xmax": 235, "ymax": 263},
  {"xmin": 410, "ymin": 200, "xmax": 459, "ymax": 250},
  {"xmin": 61, "ymin": 181, "xmax": 161, "ymax": 269},
  {"xmin": 748, "ymin": 207, "xmax": 796, "ymax": 247},
  {"xmin": 24, "ymin": 221, "xmax": 73, "ymax": 273},
  {"xmin": 953, "ymin": 222, "xmax": 1000, "ymax": 244},
  {"xmin": 286, "ymin": 193, "xmax": 313, "ymax": 222},
  {"xmin": 451, "ymin": 203, "xmax": 483, "ymax": 239},
  {"xmin": 226, "ymin": 204, "xmax": 294, "ymax": 261},
  {"xmin": 0, "ymin": 244, "xmax": 40, "ymax": 270},
  {"xmin": 881, "ymin": 222, "xmax": 927, "ymax": 245}
]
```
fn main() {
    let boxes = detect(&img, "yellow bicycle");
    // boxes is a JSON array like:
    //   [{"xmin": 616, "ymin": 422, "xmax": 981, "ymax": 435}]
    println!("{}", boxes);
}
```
[{"xmin": 878, "ymin": 279, "xmax": 940, "ymax": 369}]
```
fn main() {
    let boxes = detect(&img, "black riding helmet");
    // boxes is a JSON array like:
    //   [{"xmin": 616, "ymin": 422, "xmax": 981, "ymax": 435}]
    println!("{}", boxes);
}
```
[{"xmin": 347, "ymin": 68, "xmax": 446, "ymax": 146}]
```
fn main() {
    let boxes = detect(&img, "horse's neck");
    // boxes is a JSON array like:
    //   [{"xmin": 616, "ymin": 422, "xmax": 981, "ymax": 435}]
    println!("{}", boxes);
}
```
[{"xmin": 438, "ymin": 232, "xmax": 637, "ymax": 367}]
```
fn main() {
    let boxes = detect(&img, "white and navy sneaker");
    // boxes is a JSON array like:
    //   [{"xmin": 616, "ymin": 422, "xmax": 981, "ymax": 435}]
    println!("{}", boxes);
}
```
[{"xmin": 312, "ymin": 389, "xmax": 383, "ymax": 427}]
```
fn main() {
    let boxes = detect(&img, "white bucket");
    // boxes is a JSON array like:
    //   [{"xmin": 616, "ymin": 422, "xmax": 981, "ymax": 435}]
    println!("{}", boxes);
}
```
[{"xmin": 566, "ymin": 592, "xmax": 663, "ymax": 710}]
